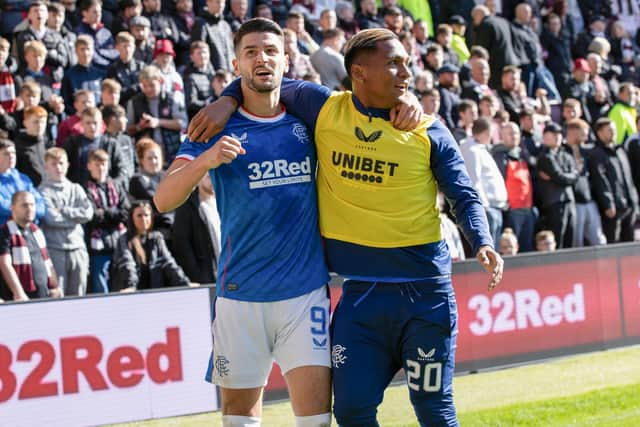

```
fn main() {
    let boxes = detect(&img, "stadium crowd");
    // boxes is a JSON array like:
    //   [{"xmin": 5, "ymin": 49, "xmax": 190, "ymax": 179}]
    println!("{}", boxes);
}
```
[{"xmin": 0, "ymin": 0, "xmax": 639, "ymax": 301}]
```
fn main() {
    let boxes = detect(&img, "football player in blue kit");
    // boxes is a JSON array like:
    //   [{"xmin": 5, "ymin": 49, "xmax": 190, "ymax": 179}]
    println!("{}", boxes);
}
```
[
  {"xmin": 154, "ymin": 19, "xmax": 333, "ymax": 427},
  {"xmin": 187, "ymin": 28, "xmax": 504, "ymax": 427}
]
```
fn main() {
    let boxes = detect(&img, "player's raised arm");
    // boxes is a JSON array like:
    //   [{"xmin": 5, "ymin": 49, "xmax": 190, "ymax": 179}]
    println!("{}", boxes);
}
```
[{"xmin": 154, "ymin": 136, "xmax": 245, "ymax": 212}]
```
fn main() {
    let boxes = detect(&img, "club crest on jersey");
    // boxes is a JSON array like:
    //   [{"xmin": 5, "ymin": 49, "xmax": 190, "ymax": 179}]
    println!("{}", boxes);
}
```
[
  {"xmin": 292, "ymin": 123, "xmax": 310, "ymax": 144},
  {"xmin": 332, "ymin": 344, "xmax": 347, "ymax": 368},
  {"xmin": 355, "ymin": 126, "xmax": 383, "ymax": 143},
  {"xmin": 231, "ymin": 132, "xmax": 248, "ymax": 144}
]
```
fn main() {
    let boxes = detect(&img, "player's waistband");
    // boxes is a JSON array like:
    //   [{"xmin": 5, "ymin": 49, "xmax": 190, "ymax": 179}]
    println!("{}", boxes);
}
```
[{"xmin": 343, "ymin": 276, "xmax": 453, "ymax": 294}]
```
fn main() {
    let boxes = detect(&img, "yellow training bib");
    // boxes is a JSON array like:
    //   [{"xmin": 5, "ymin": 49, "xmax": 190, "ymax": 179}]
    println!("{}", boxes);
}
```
[{"xmin": 315, "ymin": 92, "xmax": 442, "ymax": 248}]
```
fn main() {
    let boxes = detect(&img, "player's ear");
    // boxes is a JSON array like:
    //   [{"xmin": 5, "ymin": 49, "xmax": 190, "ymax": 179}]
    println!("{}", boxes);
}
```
[
  {"xmin": 232, "ymin": 58, "xmax": 240, "ymax": 77},
  {"xmin": 351, "ymin": 64, "xmax": 365, "ymax": 83},
  {"xmin": 283, "ymin": 53, "xmax": 290, "ymax": 74}
]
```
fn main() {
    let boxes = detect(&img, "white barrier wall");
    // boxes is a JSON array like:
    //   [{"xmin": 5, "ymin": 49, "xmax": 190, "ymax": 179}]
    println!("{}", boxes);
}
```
[{"xmin": 0, "ymin": 288, "xmax": 217, "ymax": 426}]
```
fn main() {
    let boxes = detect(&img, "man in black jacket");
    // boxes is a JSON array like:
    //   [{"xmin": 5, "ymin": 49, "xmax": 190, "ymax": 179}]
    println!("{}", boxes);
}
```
[
  {"xmin": 625, "ymin": 116, "xmax": 640, "ymax": 196},
  {"xmin": 497, "ymin": 65, "xmax": 524, "ymax": 122},
  {"xmin": 565, "ymin": 118, "xmax": 606, "ymax": 246},
  {"xmin": 536, "ymin": 122, "xmax": 578, "ymax": 248},
  {"xmin": 470, "ymin": 5, "xmax": 519, "ymax": 89},
  {"xmin": 191, "ymin": 0, "xmax": 234, "ymax": 72},
  {"xmin": 589, "ymin": 117, "xmax": 639, "ymax": 243}
]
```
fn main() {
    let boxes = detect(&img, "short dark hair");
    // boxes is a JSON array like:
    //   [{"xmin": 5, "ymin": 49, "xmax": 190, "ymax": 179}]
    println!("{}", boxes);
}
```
[
  {"xmin": 322, "ymin": 28, "xmax": 344, "ymax": 40},
  {"xmin": 458, "ymin": 99, "xmax": 476, "ymax": 115},
  {"xmin": 28, "ymin": 1, "xmax": 47, "ymax": 11},
  {"xmin": 48, "ymin": 2, "xmax": 65, "ymax": 13},
  {"xmin": 383, "ymin": 6, "xmax": 402, "ymax": 16},
  {"xmin": 344, "ymin": 28, "xmax": 397, "ymax": 78},
  {"xmin": 101, "ymin": 104, "xmax": 126, "ymax": 122},
  {"xmin": 472, "ymin": 117, "xmax": 492, "ymax": 136},
  {"xmin": 79, "ymin": 0, "xmax": 101, "ymax": 13},
  {"xmin": 519, "ymin": 108, "xmax": 534, "ymax": 120},
  {"xmin": 233, "ymin": 18, "xmax": 284, "ymax": 52},
  {"xmin": 0, "ymin": 139, "xmax": 15, "ymax": 151},
  {"xmin": 426, "ymin": 44, "xmax": 443, "ymax": 55}
]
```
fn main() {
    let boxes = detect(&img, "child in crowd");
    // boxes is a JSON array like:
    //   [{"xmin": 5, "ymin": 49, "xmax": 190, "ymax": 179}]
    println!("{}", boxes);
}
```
[
  {"xmin": 0, "ymin": 37, "xmax": 18, "ymax": 120},
  {"xmin": 151, "ymin": 39, "xmax": 184, "ymax": 97},
  {"xmin": 84, "ymin": 148, "xmax": 129, "ymax": 293},
  {"xmin": 16, "ymin": 40, "xmax": 57, "ymax": 101},
  {"xmin": 38, "ymin": 147, "xmax": 93, "ymax": 296},
  {"xmin": 100, "ymin": 78, "xmax": 122, "ymax": 107},
  {"xmin": 102, "ymin": 104, "xmax": 136, "ymax": 190},
  {"xmin": 0, "ymin": 139, "xmax": 47, "ymax": 225},
  {"xmin": 64, "ymin": 106, "xmax": 104, "ymax": 184},
  {"xmin": 65, "ymin": 106, "xmax": 128, "ymax": 187},
  {"xmin": 74, "ymin": 0, "xmax": 119, "ymax": 71},
  {"xmin": 15, "ymin": 105, "xmax": 50, "ymax": 186},
  {"xmin": 535, "ymin": 230, "xmax": 557, "ymax": 252},
  {"xmin": 184, "ymin": 41, "xmax": 214, "ymax": 120},
  {"xmin": 47, "ymin": 2, "xmax": 77, "ymax": 68},
  {"xmin": 208, "ymin": 69, "xmax": 233, "ymax": 103},
  {"xmin": 57, "ymin": 89, "xmax": 96, "ymax": 146},
  {"xmin": 106, "ymin": 31, "xmax": 145, "ymax": 106},
  {"xmin": 499, "ymin": 228, "xmax": 519, "ymax": 256},
  {"xmin": 61, "ymin": 35, "xmax": 104, "ymax": 113}
]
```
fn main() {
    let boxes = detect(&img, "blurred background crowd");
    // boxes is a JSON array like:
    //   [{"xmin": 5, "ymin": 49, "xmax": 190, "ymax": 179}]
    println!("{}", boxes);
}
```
[{"xmin": 0, "ymin": 0, "xmax": 638, "ymax": 301}]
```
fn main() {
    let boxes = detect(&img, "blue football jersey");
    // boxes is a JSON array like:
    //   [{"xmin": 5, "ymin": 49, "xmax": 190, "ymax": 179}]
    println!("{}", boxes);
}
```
[{"xmin": 176, "ymin": 106, "xmax": 329, "ymax": 302}]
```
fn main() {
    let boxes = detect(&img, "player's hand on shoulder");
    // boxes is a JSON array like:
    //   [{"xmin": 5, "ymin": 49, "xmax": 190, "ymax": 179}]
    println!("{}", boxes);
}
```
[
  {"xmin": 476, "ymin": 245, "xmax": 504, "ymax": 292},
  {"xmin": 390, "ymin": 91, "xmax": 423, "ymax": 131},
  {"xmin": 203, "ymin": 135, "xmax": 246, "ymax": 169},
  {"xmin": 188, "ymin": 97, "xmax": 238, "ymax": 142}
]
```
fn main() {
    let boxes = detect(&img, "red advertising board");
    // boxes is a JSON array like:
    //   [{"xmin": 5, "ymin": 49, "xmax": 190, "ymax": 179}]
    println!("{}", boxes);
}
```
[
  {"xmin": 455, "ymin": 259, "xmax": 622, "ymax": 362},
  {"xmin": 620, "ymin": 255, "xmax": 640, "ymax": 338},
  {"xmin": 0, "ymin": 289, "xmax": 217, "ymax": 426}
]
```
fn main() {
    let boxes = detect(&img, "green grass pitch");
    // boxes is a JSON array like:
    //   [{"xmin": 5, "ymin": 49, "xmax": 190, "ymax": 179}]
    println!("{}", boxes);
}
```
[{"xmin": 114, "ymin": 345, "xmax": 640, "ymax": 426}]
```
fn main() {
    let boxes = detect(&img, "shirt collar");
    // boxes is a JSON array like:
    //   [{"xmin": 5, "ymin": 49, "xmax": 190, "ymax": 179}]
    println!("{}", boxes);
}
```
[{"xmin": 351, "ymin": 94, "xmax": 390, "ymax": 121}]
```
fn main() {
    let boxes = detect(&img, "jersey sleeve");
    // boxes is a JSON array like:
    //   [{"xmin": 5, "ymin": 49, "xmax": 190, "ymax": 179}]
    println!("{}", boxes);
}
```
[
  {"xmin": 278, "ymin": 79, "xmax": 331, "ymax": 133},
  {"xmin": 221, "ymin": 77, "xmax": 331, "ymax": 133},
  {"xmin": 427, "ymin": 120, "xmax": 494, "ymax": 254},
  {"xmin": 175, "ymin": 138, "xmax": 211, "ymax": 161}
]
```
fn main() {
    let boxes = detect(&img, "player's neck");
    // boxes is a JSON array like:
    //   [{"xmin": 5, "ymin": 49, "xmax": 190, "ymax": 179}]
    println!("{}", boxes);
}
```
[
  {"xmin": 352, "ymin": 88, "xmax": 392, "ymax": 110},
  {"xmin": 242, "ymin": 88, "xmax": 281, "ymax": 117}
]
